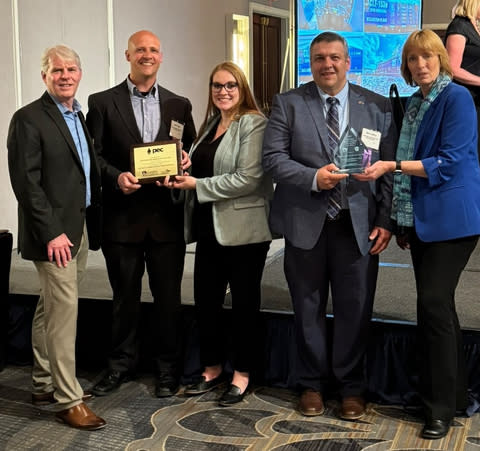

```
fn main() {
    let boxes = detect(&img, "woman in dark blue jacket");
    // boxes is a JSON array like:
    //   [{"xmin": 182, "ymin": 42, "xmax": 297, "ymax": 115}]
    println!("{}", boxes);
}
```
[{"xmin": 357, "ymin": 29, "xmax": 480, "ymax": 440}]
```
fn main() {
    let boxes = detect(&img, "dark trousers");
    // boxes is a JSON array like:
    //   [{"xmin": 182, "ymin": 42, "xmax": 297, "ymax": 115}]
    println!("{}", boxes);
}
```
[
  {"xmin": 410, "ymin": 232, "xmax": 478, "ymax": 421},
  {"xmin": 0, "ymin": 232, "xmax": 12, "ymax": 371},
  {"xmin": 284, "ymin": 213, "xmax": 378, "ymax": 396},
  {"xmin": 102, "ymin": 236, "xmax": 186, "ymax": 374},
  {"xmin": 194, "ymin": 238, "xmax": 270, "ymax": 373}
]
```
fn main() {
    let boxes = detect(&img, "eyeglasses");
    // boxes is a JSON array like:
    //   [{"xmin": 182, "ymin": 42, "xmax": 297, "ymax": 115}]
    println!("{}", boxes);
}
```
[{"xmin": 211, "ymin": 82, "xmax": 238, "ymax": 92}]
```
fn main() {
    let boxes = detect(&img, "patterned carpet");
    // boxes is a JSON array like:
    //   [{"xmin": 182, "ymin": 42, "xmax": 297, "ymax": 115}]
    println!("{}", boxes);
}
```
[{"xmin": 1, "ymin": 366, "xmax": 479, "ymax": 450}]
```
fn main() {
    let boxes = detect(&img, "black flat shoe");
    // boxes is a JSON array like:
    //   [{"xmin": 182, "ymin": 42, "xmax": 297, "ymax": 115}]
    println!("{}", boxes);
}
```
[
  {"xmin": 184, "ymin": 374, "xmax": 226, "ymax": 396},
  {"xmin": 421, "ymin": 419, "xmax": 451, "ymax": 440},
  {"xmin": 218, "ymin": 384, "xmax": 246, "ymax": 406},
  {"xmin": 155, "ymin": 372, "xmax": 179, "ymax": 398}
]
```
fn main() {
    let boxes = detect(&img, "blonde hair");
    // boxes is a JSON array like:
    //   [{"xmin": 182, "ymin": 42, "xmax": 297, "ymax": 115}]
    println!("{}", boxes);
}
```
[
  {"xmin": 41, "ymin": 45, "xmax": 81, "ymax": 73},
  {"xmin": 196, "ymin": 62, "xmax": 263, "ymax": 140},
  {"xmin": 401, "ymin": 29, "xmax": 453, "ymax": 86},
  {"xmin": 452, "ymin": 0, "xmax": 480, "ymax": 21}
]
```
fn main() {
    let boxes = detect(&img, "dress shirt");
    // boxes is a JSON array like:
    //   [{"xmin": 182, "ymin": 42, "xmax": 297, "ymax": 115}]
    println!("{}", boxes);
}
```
[
  {"xmin": 52, "ymin": 95, "xmax": 91, "ymax": 207},
  {"xmin": 127, "ymin": 76, "xmax": 161, "ymax": 143},
  {"xmin": 311, "ymin": 83, "xmax": 349, "ymax": 210}
]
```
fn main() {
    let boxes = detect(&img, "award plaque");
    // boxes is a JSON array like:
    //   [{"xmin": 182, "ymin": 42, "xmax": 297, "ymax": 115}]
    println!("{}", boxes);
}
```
[
  {"xmin": 130, "ymin": 140, "xmax": 182, "ymax": 183},
  {"xmin": 335, "ymin": 127, "xmax": 372, "ymax": 174}
]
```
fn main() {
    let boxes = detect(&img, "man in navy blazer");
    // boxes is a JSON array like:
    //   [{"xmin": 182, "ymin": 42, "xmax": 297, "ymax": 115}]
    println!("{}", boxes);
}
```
[
  {"xmin": 86, "ymin": 30, "xmax": 196, "ymax": 398},
  {"xmin": 262, "ymin": 32, "xmax": 397, "ymax": 419}
]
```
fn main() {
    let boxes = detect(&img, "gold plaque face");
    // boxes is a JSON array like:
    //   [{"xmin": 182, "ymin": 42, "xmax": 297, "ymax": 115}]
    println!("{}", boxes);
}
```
[{"xmin": 130, "ymin": 140, "xmax": 182, "ymax": 183}]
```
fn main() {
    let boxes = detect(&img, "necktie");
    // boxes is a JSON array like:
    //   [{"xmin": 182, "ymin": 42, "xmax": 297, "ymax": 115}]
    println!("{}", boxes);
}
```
[{"xmin": 326, "ymin": 97, "xmax": 341, "ymax": 219}]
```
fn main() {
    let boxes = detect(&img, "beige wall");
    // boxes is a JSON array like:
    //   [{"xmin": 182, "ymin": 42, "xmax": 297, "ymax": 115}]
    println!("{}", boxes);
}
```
[
  {"xmin": 0, "ymin": 0, "xmax": 459, "ymax": 243},
  {"xmin": 423, "ymin": 0, "xmax": 455, "ymax": 27},
  {"xmin": 1, "ymin": 0, "xmax": 290, "ymax": 242}
]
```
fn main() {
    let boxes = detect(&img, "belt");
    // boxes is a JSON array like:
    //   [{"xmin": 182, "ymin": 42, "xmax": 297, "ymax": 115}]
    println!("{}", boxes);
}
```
[{"xmin": 326, "ymin": 209, "xmax": 350, "ymax": 222}]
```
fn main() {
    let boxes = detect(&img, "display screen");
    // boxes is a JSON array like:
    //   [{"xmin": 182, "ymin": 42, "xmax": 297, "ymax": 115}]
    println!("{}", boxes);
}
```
[{"xmin": 296, "ymin": 0, "xmax": 422, "ymax": 96}]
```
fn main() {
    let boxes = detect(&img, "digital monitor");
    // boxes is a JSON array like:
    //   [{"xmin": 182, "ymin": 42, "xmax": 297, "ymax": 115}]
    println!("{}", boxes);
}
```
[{"xmin": 296, "ymin": 0, "xmax": 423, "ymax": 96}]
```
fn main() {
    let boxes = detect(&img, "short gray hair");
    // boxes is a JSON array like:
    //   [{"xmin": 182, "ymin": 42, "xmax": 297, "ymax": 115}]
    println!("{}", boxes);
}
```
[{"xmin": 41, "ymin": 45, "xmax": 81, "ymax": 73}]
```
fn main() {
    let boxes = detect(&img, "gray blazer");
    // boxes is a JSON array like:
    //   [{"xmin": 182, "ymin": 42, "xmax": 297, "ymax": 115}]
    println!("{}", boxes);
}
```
[
  {"xmin": 262, "ymin": 81, "xmax": 397, "ymax": 255},
  {"xmin": 185, "ymin": 113, "xmax": 273, "ymax": 246}
]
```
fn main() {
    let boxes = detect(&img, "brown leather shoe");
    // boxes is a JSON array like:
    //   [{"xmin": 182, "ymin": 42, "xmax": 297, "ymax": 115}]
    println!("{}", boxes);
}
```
[
  {"xmin": 298, "ymin": 389, "xmax": 325, "ymax": 416},
  {"xmin": 32, "ymin": 391, "xmax": 94, "ymax": 406},
  {"xmin": 55, "ymin": 402, "xmax": 106, "ymax": 431},
  {"xmin": 340, "ymin": 396, "xmax": 366, "ymax": 420}
]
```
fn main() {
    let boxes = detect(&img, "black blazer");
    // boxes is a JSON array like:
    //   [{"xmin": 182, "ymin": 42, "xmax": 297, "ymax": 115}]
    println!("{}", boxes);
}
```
[
  {"xmin": 7, "ymin": 91, "xmax": 102, "ymax": 261},
  {"xmin": 86, "ymin": 80, "xmax": 196, "ymax": 243}
]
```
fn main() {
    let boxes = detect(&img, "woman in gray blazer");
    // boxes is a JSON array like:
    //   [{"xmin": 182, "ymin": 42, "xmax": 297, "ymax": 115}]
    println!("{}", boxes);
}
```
[{"xmin": 170, "ymin": 62, "xmax": 272, "ymax": 406}]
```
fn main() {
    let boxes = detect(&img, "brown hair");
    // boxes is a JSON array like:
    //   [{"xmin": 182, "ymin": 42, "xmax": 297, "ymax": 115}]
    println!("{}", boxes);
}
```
[
  {"xmin": 196, "ymin": 61, "xmax": 263, "ymax": 141},
  {"xmin": 401, "ymin": 29, "xmax": 453, "ymax": 86}
]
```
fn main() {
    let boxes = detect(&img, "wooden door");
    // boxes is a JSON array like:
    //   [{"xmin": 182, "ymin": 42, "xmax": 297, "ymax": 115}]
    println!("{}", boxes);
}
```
[{"xmin": 253, "ymin": 13, "xmax": 282, "ymax": 116}]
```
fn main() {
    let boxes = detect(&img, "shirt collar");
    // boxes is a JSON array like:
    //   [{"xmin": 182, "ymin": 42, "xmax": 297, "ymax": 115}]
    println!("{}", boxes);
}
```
[
  {"xmin": 48, "ymin": 92, "xmax": 82, "ymax": 114},
  {"xmin": 316, "ymin": 82, "xmax": 349, "ymax": 109},
  {"xmin": 127, "ymin": 76, "xmax": 158, "ymax": 98}
]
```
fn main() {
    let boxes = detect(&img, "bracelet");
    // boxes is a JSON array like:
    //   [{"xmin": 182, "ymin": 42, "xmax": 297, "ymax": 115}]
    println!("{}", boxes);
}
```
[{"xmin": 394, "ymin": 161, "xmax": 402, "ymax": 174}]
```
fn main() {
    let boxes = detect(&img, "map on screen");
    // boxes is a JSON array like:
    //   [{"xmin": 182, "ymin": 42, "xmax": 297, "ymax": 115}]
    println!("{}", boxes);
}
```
[{"xmin": 297, "ymin": 0, "xmax": 422, "ymax": 96}]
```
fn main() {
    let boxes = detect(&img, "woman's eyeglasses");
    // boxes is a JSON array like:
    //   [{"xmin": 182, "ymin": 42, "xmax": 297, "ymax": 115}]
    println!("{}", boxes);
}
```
[{"xmin": 211, "ymin": 82, "xmax": 238, "ymax": 92}]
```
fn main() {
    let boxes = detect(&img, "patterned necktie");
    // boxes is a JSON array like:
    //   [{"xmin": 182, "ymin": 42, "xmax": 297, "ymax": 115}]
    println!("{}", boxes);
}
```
[{"xmin": 326, "ymin": 97, "xmax": 341, "ymax": 219}]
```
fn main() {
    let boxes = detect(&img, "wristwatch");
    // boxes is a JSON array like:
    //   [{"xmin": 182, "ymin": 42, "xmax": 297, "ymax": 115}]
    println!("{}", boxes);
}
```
[{"xmin": 394, "ymin": 161, "xmax": 402, "ymax": 174}]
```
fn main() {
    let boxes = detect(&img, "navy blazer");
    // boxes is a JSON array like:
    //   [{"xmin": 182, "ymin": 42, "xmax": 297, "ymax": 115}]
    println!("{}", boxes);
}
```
[
  {"xmin": 410, "ymin": 82, "xmax": 480, "ymax": 241},
  {"xmin": 263, "ymin": 81, "xmax": 397, "ymax": 255}
]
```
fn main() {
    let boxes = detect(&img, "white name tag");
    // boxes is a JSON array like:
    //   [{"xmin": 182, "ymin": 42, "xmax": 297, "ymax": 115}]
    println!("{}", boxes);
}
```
[
  {"xmin": 361, "ymin": 128, "xmax": 381, "ymax": 151},
  {"xmin": 170, "ymin": 120, "xmax": 184, "ymax": 140}
]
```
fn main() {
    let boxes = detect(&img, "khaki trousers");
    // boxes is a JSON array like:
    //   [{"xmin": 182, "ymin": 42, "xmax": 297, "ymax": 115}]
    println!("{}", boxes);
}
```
[{"xmin": 32, "ymin": 226, "xmax": 88, "ymax": 410}]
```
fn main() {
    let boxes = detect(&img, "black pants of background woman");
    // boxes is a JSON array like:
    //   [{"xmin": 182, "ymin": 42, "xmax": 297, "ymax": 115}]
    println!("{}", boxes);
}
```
[
  {"xmin": 410, "ymin": 232, "xmax": 478, "ymax": 425},
  {"xmin": 192, "ymin": 238, "xmax": 270, "ymax": 401}
]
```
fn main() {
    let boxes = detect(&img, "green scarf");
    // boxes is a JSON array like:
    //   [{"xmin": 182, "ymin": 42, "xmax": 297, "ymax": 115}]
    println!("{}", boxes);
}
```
[{"xmin": 391, "ymin": 73, "xmax": 451, "ymax": 227}]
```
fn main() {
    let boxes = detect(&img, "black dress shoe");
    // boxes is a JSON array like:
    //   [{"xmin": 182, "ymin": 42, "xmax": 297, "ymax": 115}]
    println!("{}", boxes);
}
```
[
  {"xmin": 421, "ymin": 419, "xmax": 451, "ymax": 440},
  {"xmin": 218, "ymin": 384, "xmax": 246, "ymax": 406},
  {"xmin": 184, "ymin": 374, "xmax": 226, "ymax": 396},
  {"xmin": 92, "ymin": 370, "xmax": 132, "ymax": 396},
  {"xmin": 155, "ymin": 372, "xmax": 179, "ymax": 398}
]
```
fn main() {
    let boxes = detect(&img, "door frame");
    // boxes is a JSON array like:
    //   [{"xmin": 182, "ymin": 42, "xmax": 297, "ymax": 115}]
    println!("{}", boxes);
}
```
[{"xmin": 249, "ymin": 1, "xmax": 295, "ymax": 93}]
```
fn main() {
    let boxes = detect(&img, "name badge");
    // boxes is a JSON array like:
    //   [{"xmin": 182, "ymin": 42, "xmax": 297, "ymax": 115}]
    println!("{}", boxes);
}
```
[
  {"xmin": 361, "ymin": 128, "xmax": 381, "ymax": 151},
  {"xmin": 170, "ymin": 120, "xmax": 184, "ymax": 141}
]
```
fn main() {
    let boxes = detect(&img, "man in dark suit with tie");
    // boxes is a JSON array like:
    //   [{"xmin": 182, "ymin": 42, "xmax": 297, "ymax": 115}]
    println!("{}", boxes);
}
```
[
  {"xmin": 262, "ymin": 32, "xmax": 397, "ymax": 419},
  {"xmin": 86, "ymin": 30, "xmax": 196, "ymax": 398},
  {"xmin": 8, "ymin": 45, "xmax": 105, "ymax": 430}
]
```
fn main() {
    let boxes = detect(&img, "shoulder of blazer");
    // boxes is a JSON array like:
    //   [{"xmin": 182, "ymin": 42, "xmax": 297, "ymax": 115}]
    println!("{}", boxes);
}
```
[
  {"xmin": 232, "ymin": 113, "xmax": 266, "ymax": 135},
  {"xmin": 157, "ymin": 84, "xmax": 191, "ymax": 104},
  {"xmin": 89, "ymin": 80, "xmax": 129, "ymax": 103},
  {"xmin": 348, "ymin": 82, "xmax": 386, "ymax": 104}
]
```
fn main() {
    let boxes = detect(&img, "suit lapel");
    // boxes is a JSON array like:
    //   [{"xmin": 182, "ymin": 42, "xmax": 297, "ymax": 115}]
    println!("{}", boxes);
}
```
[
  {"xmin": 303, "ymin": 82, "xmax": 329, "ymax": 150},
  {"xmin": 112, "ymin": 81, "xmax": 143, "ymax": 142},
  {"xmin": 156, "ymin": 86, "xmax": 170, "ymax": 141},
  {"xmin": 413, "ymin": 98, "xmax": 441, "ymax": 158},
  {"xmin": 78, "ymin": 111, "xmax": 100, "ymax": 182},
  {"xmin": 348, "ymin": 84, "xmax": 368, "ymax": 133},
  {"xmin": 41, "ymin": 92, "xmax": 82, "ymax": 167}
]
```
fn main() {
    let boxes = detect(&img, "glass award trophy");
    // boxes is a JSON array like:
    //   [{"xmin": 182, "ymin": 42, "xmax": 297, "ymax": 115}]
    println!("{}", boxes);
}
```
[{"xmin": 335, "ymin": 126, "xmax": 372, "ymax": 174}]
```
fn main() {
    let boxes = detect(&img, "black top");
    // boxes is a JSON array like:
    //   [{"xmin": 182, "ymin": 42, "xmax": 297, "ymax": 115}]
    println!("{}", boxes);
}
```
[
  {"xmin": 191, "ymin": 124, "xmax": 225, "ymax": 241},
  {"xmin": 445, "ymin": 16, "xmax": 480, "ymax": 78}
]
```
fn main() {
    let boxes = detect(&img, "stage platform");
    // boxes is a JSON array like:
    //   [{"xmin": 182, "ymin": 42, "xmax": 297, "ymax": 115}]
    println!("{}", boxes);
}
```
[
  {"xmin": 8, "ymin": 238, "xmax": 480, "ymax": 329},
  {"xmin": 4, "ymin": 237, "xmax": 480, "ymax": 409}
]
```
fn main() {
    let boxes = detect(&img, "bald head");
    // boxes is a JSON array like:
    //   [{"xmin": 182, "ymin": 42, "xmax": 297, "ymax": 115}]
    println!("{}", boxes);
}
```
[{"xmin": 125, "ymin": 30, "xmax": 163, "ymax": 90}]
